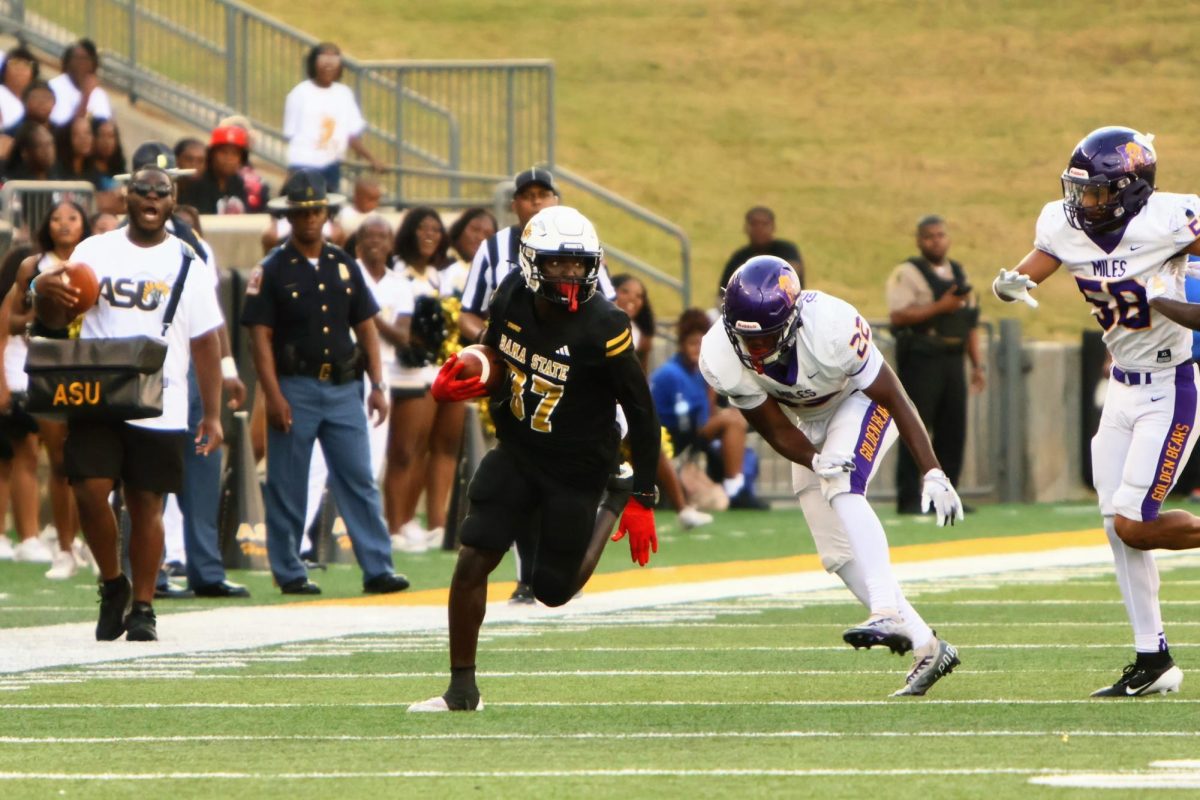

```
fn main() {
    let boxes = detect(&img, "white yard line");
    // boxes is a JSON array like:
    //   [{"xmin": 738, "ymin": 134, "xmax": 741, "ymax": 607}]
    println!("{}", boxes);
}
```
[{"xmin": 0, "ymin": 544, "xmax": 1194, "ymax": 674}]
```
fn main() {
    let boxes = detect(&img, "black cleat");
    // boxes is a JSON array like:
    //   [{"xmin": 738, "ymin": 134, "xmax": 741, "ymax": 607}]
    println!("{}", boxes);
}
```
[
  {"xmin": 125, "ymin": 602, "xmax": 158, "ymax": 642},
  {"xmin": 1091, "ymin": 660, "xmax": 1183, "ymax": 697},
  {"xmin": 363, "ymin": 573, "xmax": 410, "ymax": 594},
  {"xmin": 508, "ymin": 582, "xmax": 536, "ymax": 605},
  {"xmin": 193, "ymin": 581, "xmax": 251, "ymax": 598},
  {"xmin": 96, "ymin": 575, "xmax": 132, "ymax": 641},
  {"xmin": 842, "ymin": 614, "xmax": 913, "ymax": 655},
  {"xmin": 279, "ymin": 577, "xmax": 322, "ymax": 595}
]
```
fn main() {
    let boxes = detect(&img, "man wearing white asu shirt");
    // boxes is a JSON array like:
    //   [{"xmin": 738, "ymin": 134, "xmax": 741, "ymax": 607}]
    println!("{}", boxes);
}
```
[
  {"xmin": 701, "ymin": 256, "xmax": 963, "ymax": 697},
  {"xmin": 993, "ymin": 126, "xmax": 1200, "ymax": 698},
  {"xmin": 31, "ymin": 164, "xmax": 225, "ymax": 643}
]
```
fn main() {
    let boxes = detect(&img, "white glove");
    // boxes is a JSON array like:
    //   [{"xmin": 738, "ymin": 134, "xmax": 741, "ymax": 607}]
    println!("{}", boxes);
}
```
[
  {"xmin": 812, "ymin": 452, "xmax": 856, "ymax": 479},
  {"xmin": 1145, "ymin": 274, "xmax": 1171, "ymax": 302},
  {"xmin": 921, "ymin": 468, "xmax": 964, "ymax": 527},
  {"xmin": 992, "ymin": 268, "xmax": 1039, "ymax": 308}
]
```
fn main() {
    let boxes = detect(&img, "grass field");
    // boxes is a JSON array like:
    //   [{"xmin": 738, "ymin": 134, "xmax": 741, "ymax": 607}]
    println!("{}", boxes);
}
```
[
  {"xmin": 243, "ymin": 0, "xmax": 1200, "ymax": 335},
  {"xmin": 4, "ymin": 503, "xmax": 1200, "ymax": 797}
]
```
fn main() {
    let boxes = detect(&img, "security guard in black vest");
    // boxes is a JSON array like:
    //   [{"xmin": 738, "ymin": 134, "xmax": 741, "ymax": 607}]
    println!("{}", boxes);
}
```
[
  {"xmin": 885, "ymin": 215, "xmax": 985, "ymax": 515},
  {"xmin": 241, "ymin": 169, "xmax": 408, "ymax": 595}
]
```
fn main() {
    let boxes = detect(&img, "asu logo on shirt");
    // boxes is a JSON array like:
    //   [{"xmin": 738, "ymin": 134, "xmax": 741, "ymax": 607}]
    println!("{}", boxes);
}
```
[{"xmin": 99, "ymin": 276, "xmax": 173, "ymax": 310}]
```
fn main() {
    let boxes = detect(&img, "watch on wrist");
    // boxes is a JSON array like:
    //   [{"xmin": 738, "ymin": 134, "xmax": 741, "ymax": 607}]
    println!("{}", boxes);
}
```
[{"xmin": 631, "ymin": 488, "xmax": 659, "ymax": 508}]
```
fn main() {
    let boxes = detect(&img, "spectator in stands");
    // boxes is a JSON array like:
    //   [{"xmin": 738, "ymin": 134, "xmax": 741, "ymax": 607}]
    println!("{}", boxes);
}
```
[
  {"xmin": 651, "ymin": 308, "xmax": 764, "ymax": 509},
  {"xmin": 49, "ymin": 39, "xmax": 112, "ymax": 126},
  {"xmin": 173, "ymin": 137, "xmax": 205, "ymax": 174},
  {"xmin": 91, "ymin": 119, "xmax": 125, "ymax": 185},
  {"xmin": 56, "ymin": 116, "xmax": 103, "ymax": 186},
  {"xmin": 89, "ymin": 211, "xmax": 119, "ymax": 235},
  {"xmin": 19, "ymin": 81, "xmax": 54, "ymax": 130},
  {"xmin": 178, "ymin": 125, "xmax": 250, "ymax": 214},
  {"xmin": 6, "ymin": 202, "xmax": 93, "ymax": 577},
  {"xmin": 217, "ymin": 115, "xmax": 270, "ymax": 212},
  {"xmin": 283, "ymin": 42, "xmax": 382, "ymax": 192},
  {"xmin": 445, "ymin": 208, "xmax": 497, "ymax": 300},
  {"xmin": 2, "ymin": 120, "xmax": 65, "ymax": 182},
  {"xmin": 387, "ymin": 207, "xmax": 455, "ymax": 552},
  {"xmin": 717, "ymin": 206, "xmax": 805, "ymax": 297},
  {"xmin": 613, "ymin": 274, "xmax": 713, "ymax": 530},
  {"xmin": 337, "ymin": 175, "xmax": 383, "ymax": 237},
  {"xmin": 0, "ymin": 46, "xmax": 38, "ymax": 152},
  {"xmin": 885, "ymin": 214, "xmax": 982, "ymax": 515}
]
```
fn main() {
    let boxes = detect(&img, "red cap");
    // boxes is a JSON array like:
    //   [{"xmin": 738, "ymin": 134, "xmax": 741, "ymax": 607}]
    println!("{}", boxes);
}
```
[{"xmin": 209, "ymin": 125, "xmax": 249, "ymax": 150}]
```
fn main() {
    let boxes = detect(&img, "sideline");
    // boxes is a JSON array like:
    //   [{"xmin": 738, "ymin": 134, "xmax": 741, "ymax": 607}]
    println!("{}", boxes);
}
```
[{"xmin": 0, "ymin": 528, "xmax": 1182, "ymax": 674}]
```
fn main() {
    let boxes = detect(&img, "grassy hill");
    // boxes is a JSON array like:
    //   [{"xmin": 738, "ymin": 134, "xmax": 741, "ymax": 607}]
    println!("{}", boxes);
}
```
[{"xmin": 248, "ymin": 0, "xmax": 1200, "ymax": 339}]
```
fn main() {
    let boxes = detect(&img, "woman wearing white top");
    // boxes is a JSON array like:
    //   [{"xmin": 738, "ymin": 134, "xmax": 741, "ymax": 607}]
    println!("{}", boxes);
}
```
[
  {"xmin": 48, "ymin": 40, "xmax": 113, "ymax": 127},
  {"xmin": 283, "ymin": 42, "xmax": 382, "ymax": 193},
  {"xmin": 2, "ymin": 202, "xmax": 93, "ymax": 574},
  {"xmin": 0, "ymin": 46, "xmax": 38, "ymax": 153},
  {"xmin": 386, "ymin": 208, "xmax": 459, "ymax": 552}
]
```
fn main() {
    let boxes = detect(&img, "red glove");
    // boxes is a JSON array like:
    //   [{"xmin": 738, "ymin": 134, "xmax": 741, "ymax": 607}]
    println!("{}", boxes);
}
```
[
  {"xmin": 611, "ymin": 498, "xmax": 658, "ymax": 566},
  {"xmin": 430, "ymin": 353, "xmax": 488, "ymax": 402}
]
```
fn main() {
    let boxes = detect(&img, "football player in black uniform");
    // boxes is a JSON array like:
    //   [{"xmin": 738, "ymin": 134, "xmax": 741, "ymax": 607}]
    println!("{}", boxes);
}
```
[{"xmin": 409, "ymin": 206, "xmax": 661, "ymax": 712}]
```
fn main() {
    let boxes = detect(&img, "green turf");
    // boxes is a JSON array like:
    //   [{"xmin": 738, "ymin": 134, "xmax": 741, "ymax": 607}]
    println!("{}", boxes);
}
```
[
  {"xmin": 1, "ymin": 560, "xmax": 1199, "ymax": 798},
  {"xmin": 0, "ymin": 500, "xmax": 1106, "ymax": 629}
]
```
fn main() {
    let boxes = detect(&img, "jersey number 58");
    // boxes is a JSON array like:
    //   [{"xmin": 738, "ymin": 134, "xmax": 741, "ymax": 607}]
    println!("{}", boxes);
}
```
[{"xmin": 1074, "ymin": 277, "xmax": 1150, "ymax": 331}]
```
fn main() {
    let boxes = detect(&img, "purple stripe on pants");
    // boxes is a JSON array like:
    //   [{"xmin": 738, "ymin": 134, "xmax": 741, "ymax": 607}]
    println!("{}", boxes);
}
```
[
  {"xmin": 850, "ymin": 402, "xmax": 892, "ymax": 495},
  {"xmin": 1140, "ymin": 363, "xmax": 1198, "ymax": 521}
]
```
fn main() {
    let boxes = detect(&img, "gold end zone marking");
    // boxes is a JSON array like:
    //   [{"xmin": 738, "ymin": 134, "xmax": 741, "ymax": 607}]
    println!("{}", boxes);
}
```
[{"xmin": 310, "ymin": 528, "xmax": 1106, "ymax": 609}]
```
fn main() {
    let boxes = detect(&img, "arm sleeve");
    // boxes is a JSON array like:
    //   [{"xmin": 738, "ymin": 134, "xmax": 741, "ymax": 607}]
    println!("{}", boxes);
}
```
[
  {"xmin": 239, "ymin": 263, "xmax": 276, "ymax": 328},
  {"xmin": 1033, "ymin": 202, "xmax": 1061, "ymax": 259},
  {"xmin": 1169, "ymin": 195, "xmax": 1200, "ymax": 249},
  {"xmin": 609, "ymin": 347, "xmax": 661, "ymax": 493},
  {"xmin": 344, "ymin": 89, "xmax": 367, "ymax": 137},
  {"xmin": 184, "ymin": 260, "xmax": 225, "ymax": 340},
  {"xmin": 698, "ymin": 329, "xmax": 767, "ymax": 410},
  {"xmin": 282, "ymin": 85, "xmax": 301, "ymax": 139},
  {"xmin": 89, "ymin": 88, "xmax": 113, "ymax": 121}
]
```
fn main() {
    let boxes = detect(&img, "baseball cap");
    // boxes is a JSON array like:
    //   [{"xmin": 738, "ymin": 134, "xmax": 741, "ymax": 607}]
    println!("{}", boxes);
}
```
[
  {"xmin": 115, "ymin": 142, "xmax": 197, "ymax": 181},
  {"xmin": 513, "ymin": 167, "xmax": 559, "ymax": 197},
  {"xmin": 209, "ymin": 125, "xmax": 249, "ymax": 150}
]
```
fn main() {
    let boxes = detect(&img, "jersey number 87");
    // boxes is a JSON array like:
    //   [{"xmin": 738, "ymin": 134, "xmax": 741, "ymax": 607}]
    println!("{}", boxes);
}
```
[{"xmin": 507, "ymin": 366, "xmax": 564, "ymax": 433}]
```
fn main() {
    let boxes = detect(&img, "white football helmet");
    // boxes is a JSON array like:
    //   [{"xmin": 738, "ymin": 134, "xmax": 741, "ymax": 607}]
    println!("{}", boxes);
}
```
[{"xmin": 519, "ymin": 206, "xmax": 603, "ymax": 311}]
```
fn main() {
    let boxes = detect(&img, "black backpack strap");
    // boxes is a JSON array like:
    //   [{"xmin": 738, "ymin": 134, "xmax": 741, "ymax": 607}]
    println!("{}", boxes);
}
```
[{"xmin": 160, "ymin": 245, "xmax": 195, "ymax": 336}]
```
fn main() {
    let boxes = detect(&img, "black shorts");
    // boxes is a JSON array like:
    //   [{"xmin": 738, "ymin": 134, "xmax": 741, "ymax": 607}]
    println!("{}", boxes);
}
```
[
  {"xmin": 64, "ymin": 420, "xmax": 187, "ymax": 494},
  {"xmin": 0, "ymin": 394, "xmax": 39, "ymax": 461},
  {"xmin": 459, "ymin": 444, "xmax": 607, "ymax": 558}
]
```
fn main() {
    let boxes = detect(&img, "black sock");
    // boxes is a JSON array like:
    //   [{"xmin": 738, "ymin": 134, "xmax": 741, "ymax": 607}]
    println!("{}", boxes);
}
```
[
  {"xmin": 1136, "ymin": 649, "xmax": 1172, "ymax": 669},
  {"xmin": 443, "ymin": 666, "xmax": 480, "ymax": 710},
  {"xmin": 102, "ymin": 575, "xmax": 127, "ymax": 592}
]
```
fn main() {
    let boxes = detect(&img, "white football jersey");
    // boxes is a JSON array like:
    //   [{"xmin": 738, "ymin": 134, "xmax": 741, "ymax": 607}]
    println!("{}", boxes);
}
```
[
  {"xmin": 1035, "ymin": 191, "xmax": 1200, "ymax": 370},
  {"xmin": 700, "ymin": 291, "xmax": 884, "ymax": 427}
]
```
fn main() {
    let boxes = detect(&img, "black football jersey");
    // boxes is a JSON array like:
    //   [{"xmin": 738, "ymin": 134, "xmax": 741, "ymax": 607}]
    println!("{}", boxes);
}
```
[{"xmin": 482, "ymin": 271, "xmax": 659, "ymax": 491}]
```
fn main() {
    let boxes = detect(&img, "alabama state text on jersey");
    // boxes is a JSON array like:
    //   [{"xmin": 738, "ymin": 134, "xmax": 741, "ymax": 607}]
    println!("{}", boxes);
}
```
[
  {"xmin": 700, "ymin": 291, "xmax": 883, "ymax": 428},
  {"xmin": 482, "ymin": 270, "xmax": 658, "ymax": 485},
  {"xmin": 1035, "ymin": 192, "xmax": 1200, "ymax": 370}
]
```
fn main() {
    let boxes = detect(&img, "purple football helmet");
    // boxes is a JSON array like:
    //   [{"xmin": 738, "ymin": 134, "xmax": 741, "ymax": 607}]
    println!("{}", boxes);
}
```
[
  {"xmin": 1061, "ymin": 126, "xmax": 1157, "ymax": 234},
  {"xmin": 722, "ymin": 256, "xmax": 802, "ymax": 373}
]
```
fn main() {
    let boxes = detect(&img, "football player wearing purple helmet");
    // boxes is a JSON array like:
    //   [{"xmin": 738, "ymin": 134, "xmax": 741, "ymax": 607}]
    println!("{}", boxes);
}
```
[
  {"xmin": 993, "ymin": 126, "xmax": 1200, "ymax": 697},
  {"xmin": 705, "ymin": 256, "xmax": 963, "ymax": 696}
]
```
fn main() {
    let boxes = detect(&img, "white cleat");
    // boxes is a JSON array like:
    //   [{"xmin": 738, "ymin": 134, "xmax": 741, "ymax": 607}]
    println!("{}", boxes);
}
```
[
  {"xmin": 678, "ymin": 505, "xmax": 714, "ymax": 530},
  {"xmin": 407, "ymin": 695, "xmax": 484, "ymax": 713},
  {"xmin": 45, "ymin": 549, "xmax": 78, "ymax": 580}
]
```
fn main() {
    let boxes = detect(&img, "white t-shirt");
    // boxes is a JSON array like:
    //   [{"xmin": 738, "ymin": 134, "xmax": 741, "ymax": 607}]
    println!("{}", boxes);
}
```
[
  {"xmin": 70, "ymin": 229, "xmax": 224, "ymax": 431},
  {"xmin": 0, "ymin": 85, "xmax": 24, "ymax": 131},
  {"xmin": 283, "ymin": 80, "xmax": 366, "ymax": 168},
  {"xmin": 47, "ymin": 73, "xmax": 113, "ymax": 126},
  {"xmin": 1034, "ymin": 191, "xmax": 1200, "ymax": 370},
  {"xmin": 438, "ymin": 260, "xmax": 470, "ymax": 300},
  {"xmin": 700, "ymin": 291, "xmax": 884, "ymax": 431},
  {"xmin": 357, "ymin": 259, "xmax": 413, "ymax": 372}
]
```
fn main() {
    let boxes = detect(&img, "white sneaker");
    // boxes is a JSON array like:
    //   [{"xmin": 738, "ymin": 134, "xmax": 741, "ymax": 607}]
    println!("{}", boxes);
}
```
[
  {"xmin": 39, "ymin": 524, "xmax": 58, "ymax": 546},
  {"xmin": 0, "ymin": 535, "xmax": 13, "ymax": 560},
  {"xmin": 426, "ymin": 526, "xmax": 445, "ymax": 547},
  {"xmin": 677, "ymin": 505, "xmax": 714, "ymax": 530},
  {"xmin": 45, "ymin": 549, "xmax": 78, "ymax": 580},
  {"xmin": 407, "ymin": 695, "xmax": 484, "ymax": 712},
  {"xmin": 391, "ymin": 522, "xmax": 429, "ymax": 553},
  {"xmin": 13, "ymin": 537, "xmax": 54, "ymax": 563},
  {"xmin": 892, "ymin": 636, "xmax": 960, "ymax": 697}
]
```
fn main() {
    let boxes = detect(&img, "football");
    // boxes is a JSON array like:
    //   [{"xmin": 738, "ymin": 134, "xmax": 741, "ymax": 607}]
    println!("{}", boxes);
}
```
[
  {"xmin": 456, "ymin": 344, "xmax": 506, "ymax": 395},
  {"xmin": 61, "ymin": 261, "xmax": 100, "ymax": 316}
]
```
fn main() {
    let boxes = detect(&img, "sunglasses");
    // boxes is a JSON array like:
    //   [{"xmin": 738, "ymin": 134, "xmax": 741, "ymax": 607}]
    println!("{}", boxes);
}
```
[{"xmin": 128, "ymin": 181, "xmax": 172, "ymax": 199}]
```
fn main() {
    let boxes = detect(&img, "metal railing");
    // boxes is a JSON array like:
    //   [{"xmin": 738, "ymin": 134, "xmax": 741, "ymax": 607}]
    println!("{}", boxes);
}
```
[
  {"xmin": 0, "ymin": 0, "xmax": 554, "ymax": 204},
  {"xmin": 0, "ymin": 180, "xmax": 96, "ymax": 244}
]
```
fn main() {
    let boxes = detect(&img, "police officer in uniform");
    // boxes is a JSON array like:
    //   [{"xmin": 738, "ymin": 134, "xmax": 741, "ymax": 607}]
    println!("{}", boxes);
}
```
[
  {"xmin": 240, "ymin": 169, "xmax": 408, "ymax": 595},
  {"xmin": 885, "ymin": 215, "xmax": 985, "ymax": 514}
]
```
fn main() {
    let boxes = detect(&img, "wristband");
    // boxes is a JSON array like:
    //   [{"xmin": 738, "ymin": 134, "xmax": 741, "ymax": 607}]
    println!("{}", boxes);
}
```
[{"xmin": 220, "ymin": 356, "xmax": 238, "ymax": 380}]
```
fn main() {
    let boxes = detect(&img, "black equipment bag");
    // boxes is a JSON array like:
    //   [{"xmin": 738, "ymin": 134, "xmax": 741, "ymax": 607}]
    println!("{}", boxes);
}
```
[{"xmin": 25, "ymin": 249, "xmax": 193, "ymax": 420}]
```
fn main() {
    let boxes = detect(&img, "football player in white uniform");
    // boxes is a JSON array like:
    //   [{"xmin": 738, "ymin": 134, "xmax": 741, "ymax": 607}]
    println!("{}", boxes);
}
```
[
  {"xmin": 702, "ymin": 256, "xmax": 963, "ymax": 696},
  {"xmin": 993, "ymin": 126, "xmax": 1200, "ymax": 697}
]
